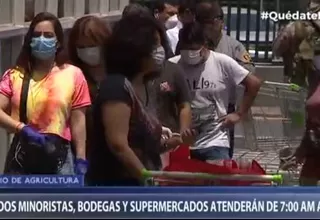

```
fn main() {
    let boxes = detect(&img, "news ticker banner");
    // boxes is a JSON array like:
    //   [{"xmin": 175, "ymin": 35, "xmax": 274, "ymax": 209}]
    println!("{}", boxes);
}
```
[
  {"xmin": 0, "ymin": 193, "xmax": 320, "ymax": 218},
  {"xmin": 0, "ymin": 175, "xmax": 83, "ymax": 187},
  {"xmin": 1, "ymin": 175, "xmax": 320, "ymax": 218}
]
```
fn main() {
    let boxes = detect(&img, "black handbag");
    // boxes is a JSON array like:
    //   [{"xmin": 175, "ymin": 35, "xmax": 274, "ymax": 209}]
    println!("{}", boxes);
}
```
[{"xmin": 11, "ymin": 73, "xmax": 69, "ymax": 174}]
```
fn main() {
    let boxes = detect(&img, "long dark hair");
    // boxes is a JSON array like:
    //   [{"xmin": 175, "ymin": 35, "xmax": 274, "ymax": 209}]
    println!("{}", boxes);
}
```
[
  {"xmin": 15, "ymin": 12, "xmax": 66, "ymax": 74},
  {"xmin": 105, "ymin": 15, "xmax": 162, "ymax": 79}
]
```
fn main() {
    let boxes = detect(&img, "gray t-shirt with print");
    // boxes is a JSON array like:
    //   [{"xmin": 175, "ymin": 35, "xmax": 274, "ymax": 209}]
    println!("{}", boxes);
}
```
[{"xmin": 147, "ymin": 61, "xmax": 191, "ymax": 132}]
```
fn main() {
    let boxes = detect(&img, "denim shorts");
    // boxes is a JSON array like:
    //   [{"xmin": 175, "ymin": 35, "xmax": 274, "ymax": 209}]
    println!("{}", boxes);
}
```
[
  {"xmin": 190, "ymin": 146, "xmax": 230, "ymax": 161},
  {"xmin": 57, "ymin": 146, "xmax": 74, "ymax": 175}
]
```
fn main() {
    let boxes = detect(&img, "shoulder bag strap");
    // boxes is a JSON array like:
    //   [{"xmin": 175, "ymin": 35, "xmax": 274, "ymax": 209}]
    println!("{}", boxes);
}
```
[{"xmin": 19, "ymin": 74, "xmax": 31, "ymax": 124}]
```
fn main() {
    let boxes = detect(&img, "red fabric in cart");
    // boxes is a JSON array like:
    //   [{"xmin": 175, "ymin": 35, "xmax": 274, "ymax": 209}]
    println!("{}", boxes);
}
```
[{"xmin": 159, "ymin": 145, "xmax": 270, "ymax": 186}]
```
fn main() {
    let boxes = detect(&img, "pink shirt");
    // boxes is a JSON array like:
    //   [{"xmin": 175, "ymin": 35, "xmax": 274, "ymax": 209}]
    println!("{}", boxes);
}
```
[{"xmin": 0, "ymin": 64, "xmax": 91, "ymax": 141}]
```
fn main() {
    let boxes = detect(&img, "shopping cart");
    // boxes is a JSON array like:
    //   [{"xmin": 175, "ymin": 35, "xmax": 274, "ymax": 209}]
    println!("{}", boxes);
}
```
[
  {"xmin": 233, "ymin": 81, "xmax": 307, "ymax": 186},
  {"xmin": 145, "ymin": 145, "xmax": 283, "ymax": 186},
  {"xmin": 144, "ymin": 81, "xmax": 306, "ymax": 186}
]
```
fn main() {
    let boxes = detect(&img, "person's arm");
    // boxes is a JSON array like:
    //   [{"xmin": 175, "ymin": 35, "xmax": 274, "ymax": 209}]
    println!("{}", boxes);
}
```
[
  {"xmin": 237, "ymin": 74, "xmax": 261, "ymax": 117},
  {"xmin": 71, "ymin": 68, "xmax": 91, "ymax": 160},
  {"xmin": 0, "ymin": 70, "xmax": 23, "ymax": 133},
  {"xmin": 99, "ymin": 76, "xmax": 146, "ymax": 181},
  {"xmin": 179, "ymin": 103, "xmax": 192, "ymax": 132},
  {"xmin": 171, "ymin": 63, "xmax": 192, "ymax": 133},
  {"xmin": 229, "ymin": 40, "xmax": 260, "ymax": 110},
  {"xmin": 70, "ymin": 108, "xmax": 87, "ymax": 160},
  {"xmin": 224, "ymin": 55, "xmax": 262, "ymax": 118},
  {"xmin": 102, "ymin": 102, "xmax": 145, "ymax": 180},
  {"xmin": 0, "ymin": 95, "xmax": 22, "ymax": 132}
]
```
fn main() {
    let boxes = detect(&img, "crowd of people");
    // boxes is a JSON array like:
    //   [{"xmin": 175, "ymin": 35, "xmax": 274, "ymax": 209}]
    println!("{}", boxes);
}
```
[{"xmin": 0, "ymin": 0, "xmax": 262, "ymax": 186}]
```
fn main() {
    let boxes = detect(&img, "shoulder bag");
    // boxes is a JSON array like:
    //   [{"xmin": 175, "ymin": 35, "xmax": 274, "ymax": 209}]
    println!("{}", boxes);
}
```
[{"xmin": 11, "ymin": 73, "xmax": 69, "ymax": 174}]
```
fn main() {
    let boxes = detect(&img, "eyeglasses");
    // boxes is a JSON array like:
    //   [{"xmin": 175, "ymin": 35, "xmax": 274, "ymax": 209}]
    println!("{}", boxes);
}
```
[
  {"xmin": 198, "ymin": 15, "xmax": 223, "ymax": 25},
  {"xmin": 180, "ymin": 8, "xmax": 194, "ymax": 15},
  {"xmin": 32, "ymin": 31, "xmax": 55, "ymax": 38},
  {"xmin": 213, "ymin": 15, "xmax": 223, "ymax": 20}
]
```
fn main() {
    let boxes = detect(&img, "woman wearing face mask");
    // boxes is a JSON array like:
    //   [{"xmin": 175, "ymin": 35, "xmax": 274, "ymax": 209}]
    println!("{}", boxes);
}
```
[
  {"xmin": 169, "ymin": 22, "xmax": 261, "ymax": 161},
  {"xmin": 146, "ymin": 15, "xmax": 194, "ymax": 167},
  {"xmin": 122, "ymin": 6, "xmax": 191, "ymax": 168},
  {"xmin": 69, "ymin": 16, "xmax": 111, "ymax": 98},
  {"xmin": 86, "ymin": 15, "xmax": 178, "ymax": 186},
  {"xmin": 68, "ymin": 16, "xmax": 111, "ymax": 156},
  {"xmin": 0, "ymin": 12, "xmax": 91, "ymax": 174}
]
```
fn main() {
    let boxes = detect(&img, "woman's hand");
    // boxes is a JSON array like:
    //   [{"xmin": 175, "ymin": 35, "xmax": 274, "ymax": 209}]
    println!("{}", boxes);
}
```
[
  {"xmin": 180, "ymin": 128, "xmax": 197, "ymax": 145},
  {"xmin": 220, "ymin": 113, "xmax": 241, "ymax": 128},
  {"xmin": 161, "ymin": 127, "xmax": 181, "ymax": 152},
  {"xmin": 161, "ymin": 126, "xmax": 173, "ymax": 140},
  {"xmin": 164, "ymin": 136, "xmax": 183, "ymax": 150}
]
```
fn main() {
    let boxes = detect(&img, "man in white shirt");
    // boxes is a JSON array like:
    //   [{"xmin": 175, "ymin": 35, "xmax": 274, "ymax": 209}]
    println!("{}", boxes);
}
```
[
  {"xmin": 166, "ymin": 2, "xmax": 195, "ymax": 54},
  {"xmin": 152, "ymin": 0, "xmax": 179, "ymax": 30},
  {"xmin": 169, "ymin": 22, "xmax": 261, "ymax": 161}
]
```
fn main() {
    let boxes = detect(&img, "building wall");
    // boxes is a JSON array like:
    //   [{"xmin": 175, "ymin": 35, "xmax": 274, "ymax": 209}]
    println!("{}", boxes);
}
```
[{"xmin": 0, "ymin": 0, "xmax": 129, "ymax": 173}]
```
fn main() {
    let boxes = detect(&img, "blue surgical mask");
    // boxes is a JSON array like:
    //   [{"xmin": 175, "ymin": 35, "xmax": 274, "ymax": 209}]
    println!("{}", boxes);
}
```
[{"xmin": 30, "ymin": 36, "xmax": 57, "ymax": 60}]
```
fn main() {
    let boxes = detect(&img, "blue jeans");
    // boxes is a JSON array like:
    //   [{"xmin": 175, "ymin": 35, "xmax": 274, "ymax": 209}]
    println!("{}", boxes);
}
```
[
  {"xmin": 190, "ymin": 146, "xmax": 230, "ymax": 161},
  {"xmin": 58, "ymin": 146, "xmax": 74, "ymax": 175}
]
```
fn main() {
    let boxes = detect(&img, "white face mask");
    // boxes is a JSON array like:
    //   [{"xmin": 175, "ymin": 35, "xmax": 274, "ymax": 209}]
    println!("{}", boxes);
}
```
[
  {"xmin": 152, "ymin": 46, "xmax": 166, "ymax": 67},
  {"xmin": 165, "ymin": 14, "xmax": 178, "ymax": 29},
  {"xmin": 77, "ymin": 46, "xmax": 101, "ymax": 66},
  {"xmin": 180, "ymin": 49, "xmax": 202, "ymax": 65}
]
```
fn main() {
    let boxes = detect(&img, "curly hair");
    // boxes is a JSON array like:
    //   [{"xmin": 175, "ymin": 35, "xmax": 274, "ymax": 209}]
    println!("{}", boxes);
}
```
[
  {"xmin": 105, "ymin": 15, "xmax": 169, "ymax": 79},
  {"xmin": 122, "ymin": 3, "xmax": 151, "ymax": 17}
]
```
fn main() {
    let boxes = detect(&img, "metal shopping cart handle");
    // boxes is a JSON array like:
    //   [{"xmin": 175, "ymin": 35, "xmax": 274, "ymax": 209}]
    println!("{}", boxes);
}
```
[
  {"xmin": 263, "ymin": 81, "xmax": 303, "ymax": 92},
  {"xmin": 141, "ymin": 169, "xmax": 283, "ymax": 184}
]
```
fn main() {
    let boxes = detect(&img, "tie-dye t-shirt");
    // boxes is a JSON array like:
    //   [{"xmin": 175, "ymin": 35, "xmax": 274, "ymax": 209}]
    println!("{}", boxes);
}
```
[{"xmin": 0, "ymin": 64, "xmax": 91, "ymax": 141}]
